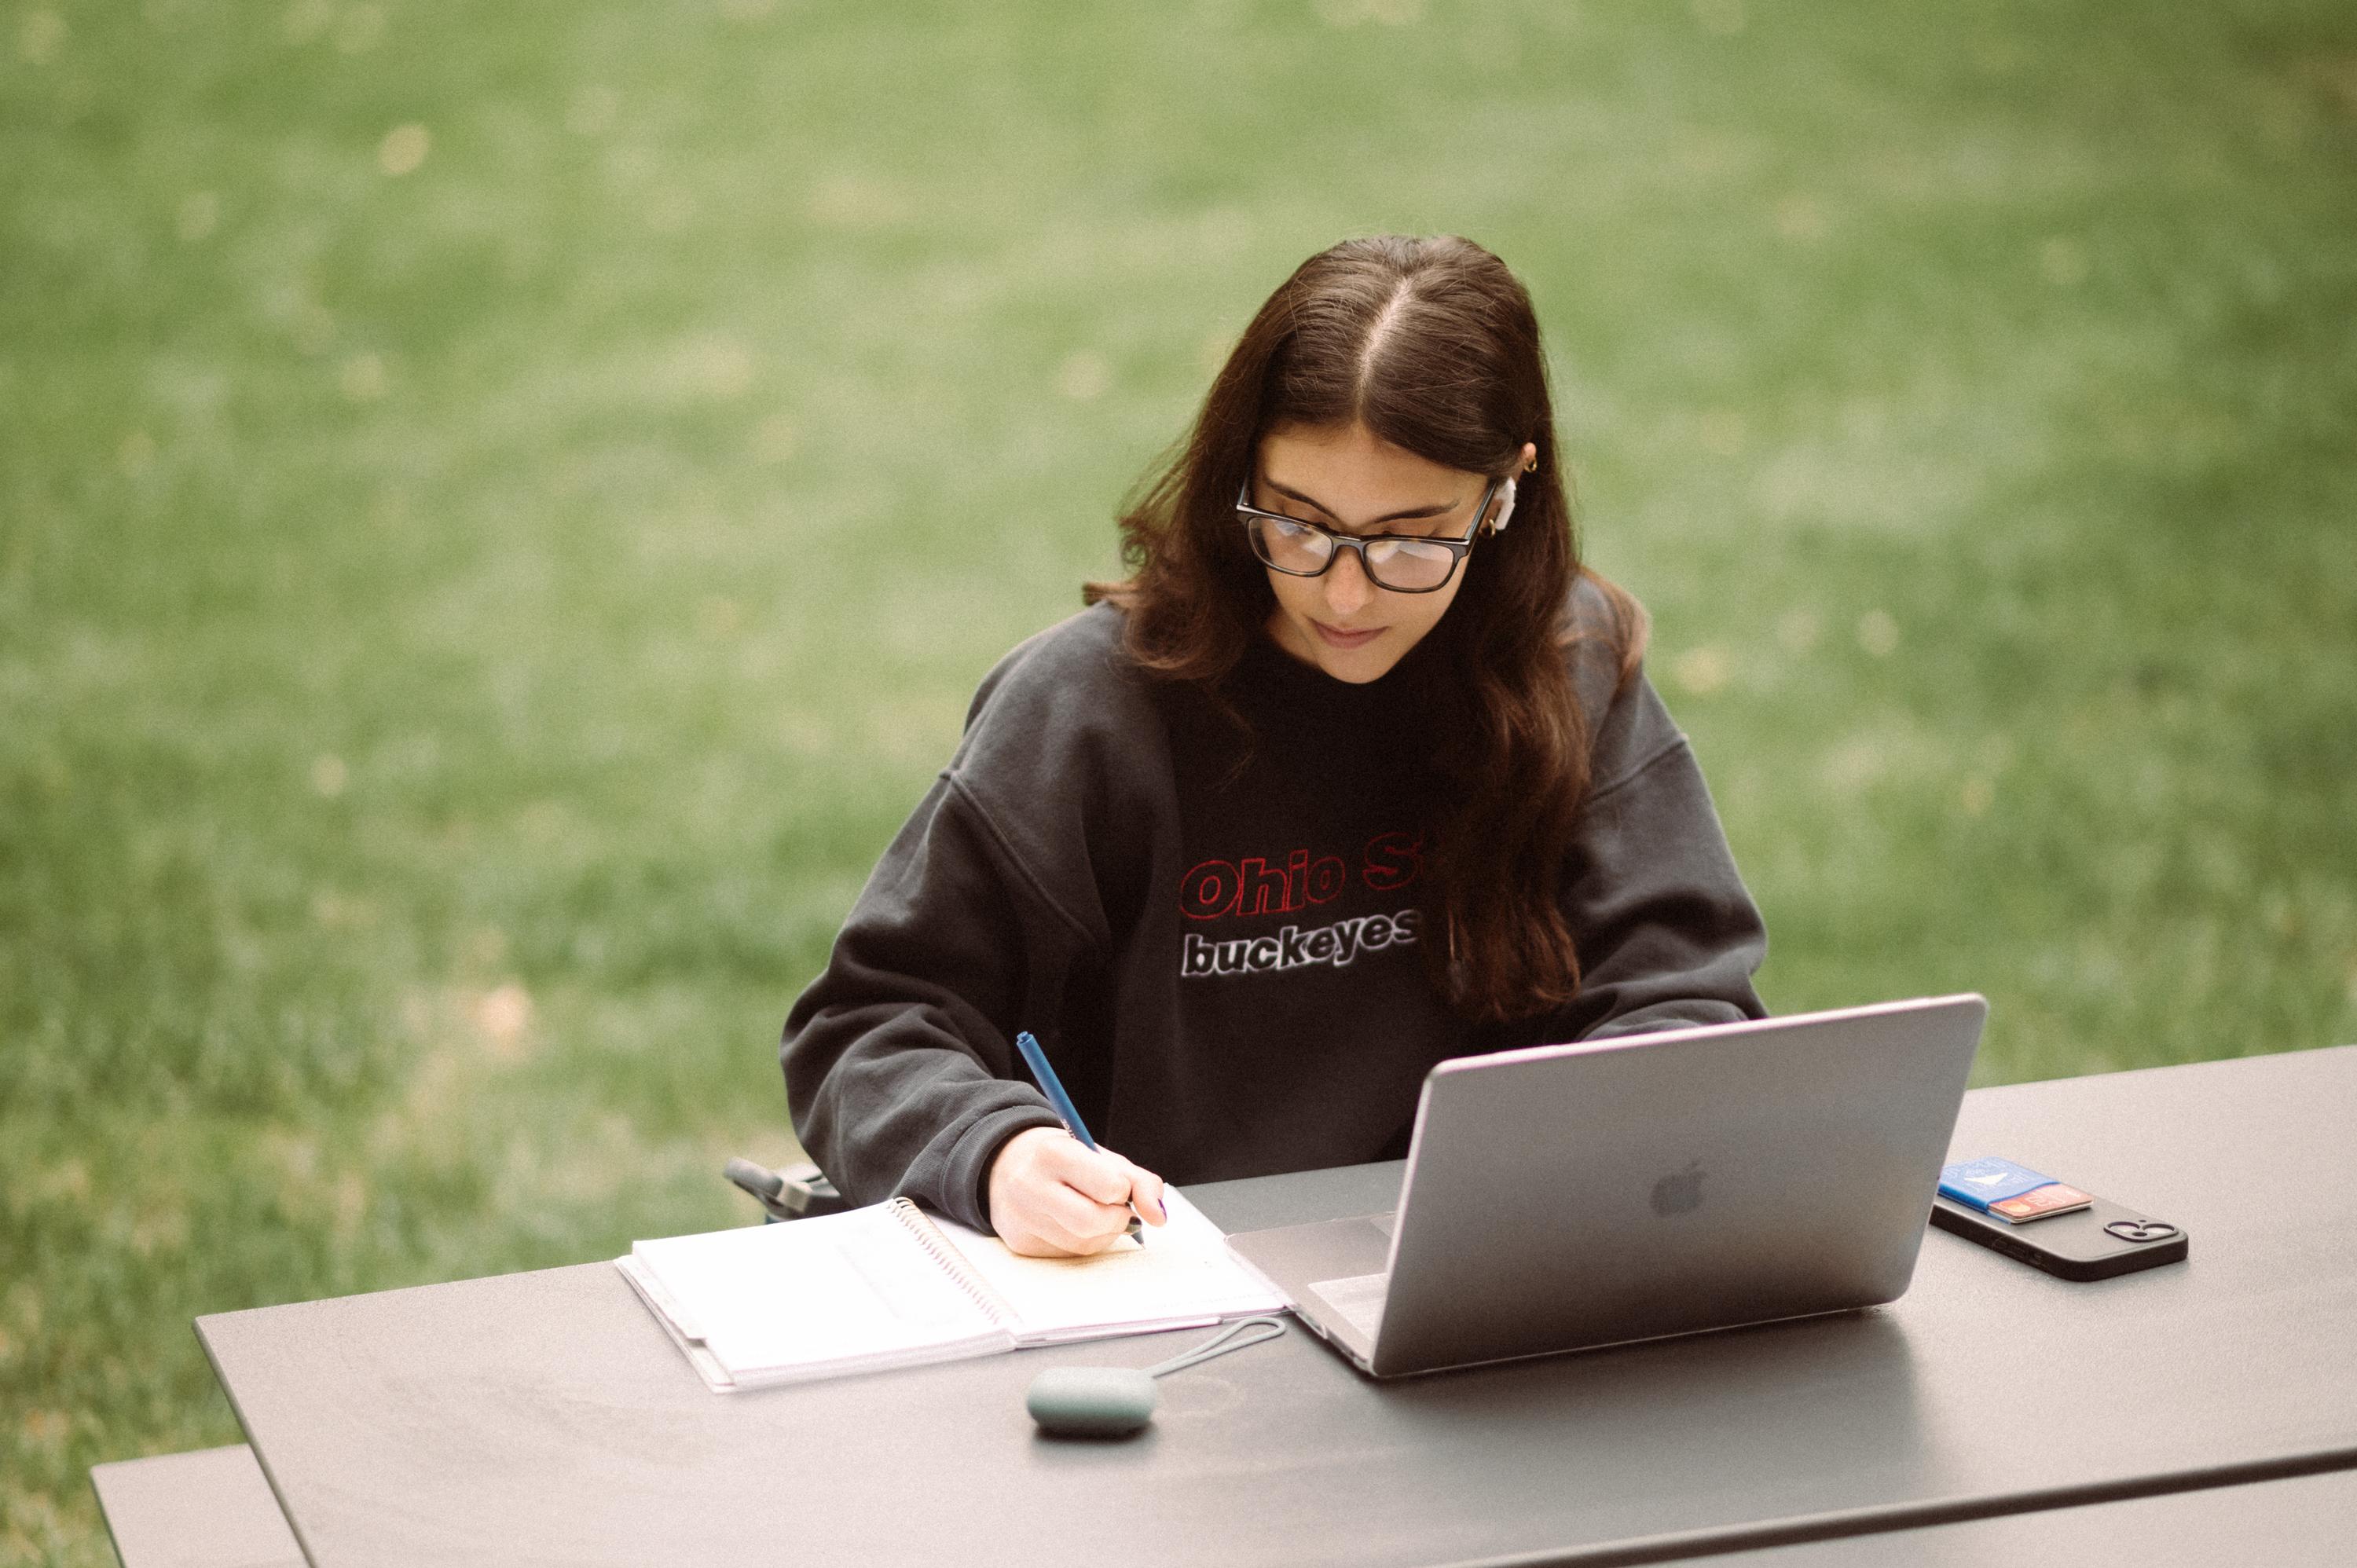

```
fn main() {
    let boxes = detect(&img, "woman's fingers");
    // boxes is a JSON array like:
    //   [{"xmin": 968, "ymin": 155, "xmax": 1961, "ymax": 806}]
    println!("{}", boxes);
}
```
[
  {"xmin": 988, "ymin": 1130, "xmax": 1127, "ymax": 1254},
  {"xmin": 1032, "ymin": 1173, "xmax": 1134, "ymax": 1250},
  {"xmin": 1040, "ymin": 1139, "xmax": 1168, "ymax": 1225},
  {"xmin": 1003, "ymin": 1211, "xmax": 1118, "ymax": 1257},
  {"xmin": 1007, "ymin": 1179, "xmax": 1129, "ymax": 1255},
  {"xmin": 1042, "ymin": 1139, "xmax": 1133, "ymax": 1204},
  {"xmin": 987, "ymin": 1128, "xmax": 1171, "ymax": 1255},
  {"xmin": 1047, "ymin": 1143, "xmax": 1170, "ymax": 1232},
  {"xmin": 1121, "ymin": 1160, "xmax": 1169, "ymax": 1227}
]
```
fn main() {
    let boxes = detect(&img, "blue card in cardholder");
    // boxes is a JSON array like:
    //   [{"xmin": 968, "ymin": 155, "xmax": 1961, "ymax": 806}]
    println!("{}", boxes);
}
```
[{"xmin": 1939, "ymin": 1156, "xmax": 2058, "ymax": 1212}]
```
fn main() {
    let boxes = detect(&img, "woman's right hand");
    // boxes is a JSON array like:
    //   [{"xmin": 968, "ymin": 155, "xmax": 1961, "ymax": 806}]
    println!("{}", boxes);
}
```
[{"xmin": 986, "ymin": 1127, "xmax": 1169, "ymax": 1257}]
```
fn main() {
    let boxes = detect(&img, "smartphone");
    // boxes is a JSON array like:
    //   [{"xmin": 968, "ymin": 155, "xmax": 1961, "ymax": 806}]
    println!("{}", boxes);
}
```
[{"xmin": 1930, "ymin": 1189, "xmax": 2188, "ymax": 1281}]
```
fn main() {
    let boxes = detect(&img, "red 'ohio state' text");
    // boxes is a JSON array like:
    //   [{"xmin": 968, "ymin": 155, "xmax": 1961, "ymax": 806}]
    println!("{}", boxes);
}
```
[{"xmin": 1179, "ymin": 831, "xmax": 1422, "ymax": 921}]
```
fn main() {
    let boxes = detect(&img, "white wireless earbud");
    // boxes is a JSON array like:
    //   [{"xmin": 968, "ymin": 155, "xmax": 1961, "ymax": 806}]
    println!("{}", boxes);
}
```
[{"xmin": 1490, "ymin": 476, "xmax": 1518, "ymax": 533}]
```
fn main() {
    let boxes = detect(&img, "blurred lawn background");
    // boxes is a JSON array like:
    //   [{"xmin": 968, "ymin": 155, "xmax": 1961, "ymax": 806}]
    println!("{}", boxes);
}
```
[{"xmin": 5, "ymin": 0, "xmax": 2355, "ymax": 1558}]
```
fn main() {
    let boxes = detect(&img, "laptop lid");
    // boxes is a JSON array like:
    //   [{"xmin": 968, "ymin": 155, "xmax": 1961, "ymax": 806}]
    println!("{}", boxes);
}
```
[{"xmin": 1230, "ymin": 995, "xmax": 1986, "ymax": 1378}]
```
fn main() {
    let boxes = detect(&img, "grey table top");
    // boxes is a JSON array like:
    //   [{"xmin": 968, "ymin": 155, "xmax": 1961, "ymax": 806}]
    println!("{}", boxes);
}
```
[
  {"xmin": 1665, "ymin": 1464, "xmax": 2357, "ymax": 1567},
  {"xmin": 90, "ymin": 1445, "xmax": 305, "ymax": 1568},
  {"xmin": 85, "ymin": 1442, "xmax": 2357, "ymax": 1568},
  {"xmin": 196, "ymin": 1046, "xmax": 2357, "ymax": 1568}
]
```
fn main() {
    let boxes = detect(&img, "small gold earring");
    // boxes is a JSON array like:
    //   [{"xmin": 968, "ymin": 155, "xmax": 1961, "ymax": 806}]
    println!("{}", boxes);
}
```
[{"xmin": 1523, "ymin": 457, "xmax": 1538, "ymax": 473}]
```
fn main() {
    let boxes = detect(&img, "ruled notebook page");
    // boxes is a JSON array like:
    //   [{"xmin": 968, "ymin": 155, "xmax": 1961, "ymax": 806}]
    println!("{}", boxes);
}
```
[
  {"xmin": 628, "ymin": 1205, "xmax": 1011, "ymax": 1383},
  {"xmin": 926, "ymin": 1189, "xmax": 1285, "ymax": 1343}
]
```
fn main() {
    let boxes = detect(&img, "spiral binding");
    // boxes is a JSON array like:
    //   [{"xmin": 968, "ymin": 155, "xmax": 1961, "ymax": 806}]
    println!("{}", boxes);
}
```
[{"xmin": 888, "ymin": 1198, "xmax": 1023, "ymax": 1333}]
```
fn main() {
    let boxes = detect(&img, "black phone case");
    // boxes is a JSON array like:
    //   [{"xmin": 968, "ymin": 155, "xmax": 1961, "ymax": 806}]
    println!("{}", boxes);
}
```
[{"xmin": 1930, "ymin": 1192, "xmax": 2189, "ymax": 1280}]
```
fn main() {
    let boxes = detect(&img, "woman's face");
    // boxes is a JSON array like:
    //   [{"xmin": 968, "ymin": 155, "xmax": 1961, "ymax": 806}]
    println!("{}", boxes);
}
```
[{"xmin": 1251, "ymin": 420, "xmax": 1514, "ymax": 684}]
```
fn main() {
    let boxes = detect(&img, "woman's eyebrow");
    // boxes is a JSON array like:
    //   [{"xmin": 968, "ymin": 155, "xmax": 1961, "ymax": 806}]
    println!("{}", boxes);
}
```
[{"xmin": 1262, "ymin": 478, "xmax": 1461, "ymax": 527}]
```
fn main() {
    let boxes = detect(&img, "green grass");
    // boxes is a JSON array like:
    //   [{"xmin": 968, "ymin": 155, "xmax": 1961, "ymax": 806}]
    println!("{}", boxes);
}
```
[{"xmin": 5, "ymin": 1, "xmax": 2355, "ymax": 1559}]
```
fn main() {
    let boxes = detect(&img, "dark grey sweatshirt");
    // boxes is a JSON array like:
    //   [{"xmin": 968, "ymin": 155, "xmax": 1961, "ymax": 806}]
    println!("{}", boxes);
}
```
[{"xmin": 782, "ymin": 585, "xmax": 1767, "ymax": 1233}]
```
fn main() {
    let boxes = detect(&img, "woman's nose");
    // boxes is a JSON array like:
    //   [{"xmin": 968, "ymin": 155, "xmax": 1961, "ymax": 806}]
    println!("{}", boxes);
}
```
[{"xmin": 1322, "ymin": 548, "xmax": 1374, "ymax": 615}]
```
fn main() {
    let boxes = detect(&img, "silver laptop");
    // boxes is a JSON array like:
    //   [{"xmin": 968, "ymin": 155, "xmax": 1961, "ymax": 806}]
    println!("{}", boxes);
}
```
[{"xmin": 1226, "ymin": 995, "xmax": 1986, "ymax": 1378}]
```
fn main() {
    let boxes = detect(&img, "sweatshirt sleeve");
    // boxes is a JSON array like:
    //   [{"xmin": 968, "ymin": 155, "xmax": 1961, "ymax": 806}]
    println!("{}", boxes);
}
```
[
  {"xmin": 1535, "ymin": 590, "xmax": 1769, "ymax": 1042},
  {"xmin": 779, "ymin": 606, "xmax": 1154, "ymax": 1233},
  {"xmin": 779, "ymin": 773, "xmax": 1072, "ymax": 1232}
]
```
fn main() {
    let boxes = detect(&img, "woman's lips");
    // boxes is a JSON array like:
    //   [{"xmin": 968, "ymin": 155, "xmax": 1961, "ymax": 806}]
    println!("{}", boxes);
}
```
[{"xmin": 1312, "ymin": 620, "xmax": 1384, "ymax": 650}]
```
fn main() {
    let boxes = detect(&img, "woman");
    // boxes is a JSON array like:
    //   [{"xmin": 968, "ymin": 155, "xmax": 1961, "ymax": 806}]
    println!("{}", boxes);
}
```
[{"xmin": 783, "ymin": 235, "xmax": 1765, "ymax": 1256}]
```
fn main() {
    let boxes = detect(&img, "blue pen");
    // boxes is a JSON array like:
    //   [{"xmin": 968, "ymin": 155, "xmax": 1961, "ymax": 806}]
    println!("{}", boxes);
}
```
[{"xmin": 1014, "ymin": 1031, "xmax": 1144, "ymax": 1244}]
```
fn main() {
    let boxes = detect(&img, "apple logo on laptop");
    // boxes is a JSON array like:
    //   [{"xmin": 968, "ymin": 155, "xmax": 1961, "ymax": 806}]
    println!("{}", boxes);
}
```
[{"xmin": 1651, "ymin": 1160, "xmax": 1705, "ymax": 1218}]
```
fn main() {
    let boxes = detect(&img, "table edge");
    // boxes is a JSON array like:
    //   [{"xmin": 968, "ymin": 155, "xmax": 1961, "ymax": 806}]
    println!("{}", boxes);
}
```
[{"xmin": 1439, "ymin": 1444, "xmax": 2357, "ymax": 1567}]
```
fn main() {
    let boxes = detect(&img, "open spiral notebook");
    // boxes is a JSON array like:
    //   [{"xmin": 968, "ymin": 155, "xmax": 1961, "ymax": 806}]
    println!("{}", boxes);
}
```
[{"xmin": 616, "ymin": 1190, "xmax": 1285, "ymax": 1392}]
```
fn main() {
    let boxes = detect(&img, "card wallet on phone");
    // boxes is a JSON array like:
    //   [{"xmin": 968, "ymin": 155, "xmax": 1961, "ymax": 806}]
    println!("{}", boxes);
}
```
[{"xmin": 1932, "ymin": 1158, "xmax": 2188, "ymax": 1282}]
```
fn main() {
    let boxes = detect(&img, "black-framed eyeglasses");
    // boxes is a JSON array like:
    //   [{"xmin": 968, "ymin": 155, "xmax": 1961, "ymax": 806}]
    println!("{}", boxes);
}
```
[{"xmin": 1235, "ymin": 476, "xmax": 1497, "ymax": 594}]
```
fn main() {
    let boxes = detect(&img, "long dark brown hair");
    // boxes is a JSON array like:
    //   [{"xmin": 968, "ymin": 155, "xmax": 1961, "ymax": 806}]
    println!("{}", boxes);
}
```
[{"xmin": 1088, "ymin": 234, "xmax": 1645, "ymax": 1023}]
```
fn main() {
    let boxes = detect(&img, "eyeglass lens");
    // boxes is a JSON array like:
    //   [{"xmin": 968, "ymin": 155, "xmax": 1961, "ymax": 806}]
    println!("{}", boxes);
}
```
[{"xmin": 1245, "ymin": 515, "xmax": 1461, "ymax": 591}]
